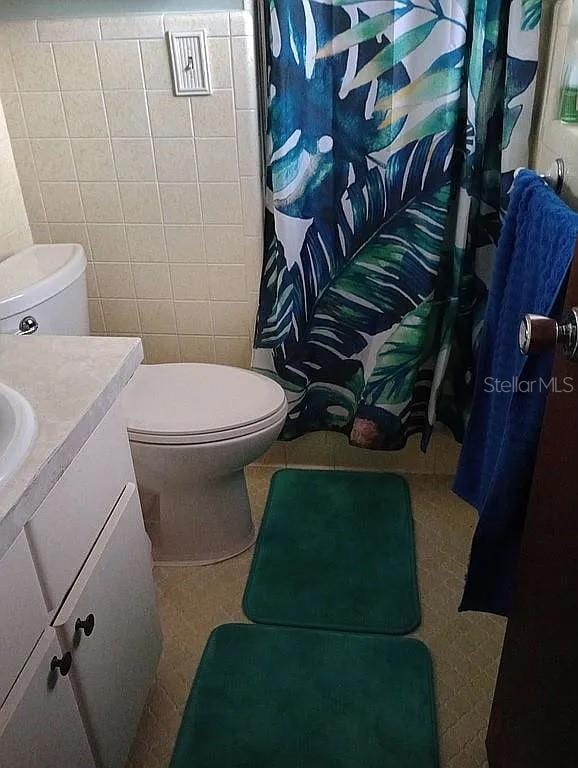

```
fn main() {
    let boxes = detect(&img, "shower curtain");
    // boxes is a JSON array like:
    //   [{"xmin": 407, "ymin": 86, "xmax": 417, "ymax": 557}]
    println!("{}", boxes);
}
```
[{"xmin": 252, "ymin": 0, "xmax": 541, "ymax": 449}]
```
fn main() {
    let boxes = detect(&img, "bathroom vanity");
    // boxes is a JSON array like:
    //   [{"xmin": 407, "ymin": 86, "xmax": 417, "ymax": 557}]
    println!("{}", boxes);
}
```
[{"xmin": 0, "ymin": 335, "xmax": 160, "ymax": 768}]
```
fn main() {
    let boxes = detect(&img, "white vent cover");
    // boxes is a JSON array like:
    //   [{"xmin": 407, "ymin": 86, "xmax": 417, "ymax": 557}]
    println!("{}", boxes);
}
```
[{"xmin": 168, "ymin": 30, "xmax": 212, "ymax": 96}]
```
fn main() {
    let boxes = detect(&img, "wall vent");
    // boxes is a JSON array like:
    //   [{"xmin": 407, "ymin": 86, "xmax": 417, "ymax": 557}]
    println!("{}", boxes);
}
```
[{"xmin": 167, "ymin": 31, "xmax": 212, "ymax": 96}]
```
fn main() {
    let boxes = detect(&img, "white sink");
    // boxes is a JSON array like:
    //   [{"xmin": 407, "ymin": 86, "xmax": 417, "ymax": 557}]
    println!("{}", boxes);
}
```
[{"xmin": 0, "ymin": 383, "xmax": 36, "ymax": 486}]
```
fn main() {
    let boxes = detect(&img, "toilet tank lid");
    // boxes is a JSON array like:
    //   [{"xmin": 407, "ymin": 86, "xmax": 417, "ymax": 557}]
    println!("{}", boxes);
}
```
[{"xmin": 0, "ymin": 244, "xmax": 87, "ymax": 320}]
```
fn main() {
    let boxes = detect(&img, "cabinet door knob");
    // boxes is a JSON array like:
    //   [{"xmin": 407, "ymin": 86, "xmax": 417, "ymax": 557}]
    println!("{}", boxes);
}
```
[
  {"xmin": 50, "ymin": 652, "xmax": 72, "ymax": 677},
  {"xmin": 75, "ymin": 613, "xmax": 95, "ymax": 637}
]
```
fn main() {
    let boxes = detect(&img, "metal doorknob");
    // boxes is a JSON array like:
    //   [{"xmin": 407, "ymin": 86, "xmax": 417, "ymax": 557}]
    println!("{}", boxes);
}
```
[{"xmin": 519, "ymin": 308, "xmax": 578, "ymax": 360}]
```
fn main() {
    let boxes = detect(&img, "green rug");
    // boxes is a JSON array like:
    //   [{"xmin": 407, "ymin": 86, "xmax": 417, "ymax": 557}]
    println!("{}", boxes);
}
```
[
  {"xmin": 243, "ymin": 469, "xmax": 420, "ymax": 634},
  {"xmin": 170, "ymin": 624, "xmax": 438, "ymax": 768}
]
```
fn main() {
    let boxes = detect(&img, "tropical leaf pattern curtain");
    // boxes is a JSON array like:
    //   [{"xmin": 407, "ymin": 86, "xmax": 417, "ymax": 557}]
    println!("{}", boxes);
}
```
[{"xmin": 252, "ymin": 0, "xmax": 541, "ymax": 449}]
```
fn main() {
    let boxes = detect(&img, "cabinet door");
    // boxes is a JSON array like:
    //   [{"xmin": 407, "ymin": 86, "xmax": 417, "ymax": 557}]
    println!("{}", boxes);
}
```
[
  {"xmin": 26, "ymin": 400, "xmax": 135, "ymax": 613},
  {"xmin": 0, "ymin": 628, "xmax": 96, "ymax": 768},
  {"xmin": 0, "ymin": 531, "xmax": 47, "ymax": 706},
  {"xmin": 53, "ymin": 482, "xmax": 162, "ymax": 768}
]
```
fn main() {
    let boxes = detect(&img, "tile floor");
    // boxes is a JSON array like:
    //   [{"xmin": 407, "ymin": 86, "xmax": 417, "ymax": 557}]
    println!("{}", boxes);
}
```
[{"xmin": 127, "ymin": 468, "xmax": 506, "ymax": 768}]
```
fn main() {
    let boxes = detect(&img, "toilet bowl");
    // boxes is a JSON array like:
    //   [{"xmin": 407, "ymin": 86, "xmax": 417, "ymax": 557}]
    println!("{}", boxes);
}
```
[{"xmin": 123, "ymin": 363, "xmax": 287, "ymax": 565}]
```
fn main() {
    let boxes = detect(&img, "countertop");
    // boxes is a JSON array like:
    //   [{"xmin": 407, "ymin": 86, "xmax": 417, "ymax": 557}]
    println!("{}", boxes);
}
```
[{"xmin": 0, "ymin": 334, "xmax": 143, "ymax": 558}]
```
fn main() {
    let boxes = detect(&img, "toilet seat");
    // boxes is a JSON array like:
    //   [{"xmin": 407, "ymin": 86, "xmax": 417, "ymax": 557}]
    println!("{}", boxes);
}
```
[{"xmin": 123, "ymin": 363, "xmax": 287, "ymax": 445}]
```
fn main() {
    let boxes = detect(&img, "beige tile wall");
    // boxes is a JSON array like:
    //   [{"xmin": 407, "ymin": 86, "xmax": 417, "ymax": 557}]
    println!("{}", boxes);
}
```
[
  {"xmin": 0, "ymin": 10, "xmax": 461, "ymax": 476},
  {"xmin": 0, "ymin": 95, "xmax": 31, "ymax": 261},
  {"xmin": 254, "ymin": 428, "xmax": 461, "ymax": 476},
  {"xmin": 0, "ymin": 11, "xmax": 262, "ymax": 365}
]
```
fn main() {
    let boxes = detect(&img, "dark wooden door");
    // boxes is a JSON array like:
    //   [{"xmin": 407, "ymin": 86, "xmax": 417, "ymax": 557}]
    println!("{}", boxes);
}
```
[{"xmin": 487, "ymin": 241, "xmax": 578, "ymax": 767}]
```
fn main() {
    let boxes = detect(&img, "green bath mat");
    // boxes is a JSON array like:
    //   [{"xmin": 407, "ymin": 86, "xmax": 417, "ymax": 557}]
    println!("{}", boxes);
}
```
[
  {"xmin": 243, "ymin": 469, "xmax": 420, "ymax": 634},
  {"xmin": 170, "ymin": 623, "xmax": 438, "ymax": 768}
]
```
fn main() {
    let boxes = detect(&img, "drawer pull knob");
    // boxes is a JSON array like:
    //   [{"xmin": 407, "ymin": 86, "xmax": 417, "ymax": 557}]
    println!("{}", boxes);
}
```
[
  {"xmin": 51, "ymin": 652, "xmax": 72, "ymax": 677},
  {"xmin": 75, "ymin": 614, "xmax": 95, "ymax": 637}
]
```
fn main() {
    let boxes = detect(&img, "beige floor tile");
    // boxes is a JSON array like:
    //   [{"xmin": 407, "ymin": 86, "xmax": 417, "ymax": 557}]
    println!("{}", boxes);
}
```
[{"xmin": 127, "ymin": 469, "xmax": 504, "ymax": 768}]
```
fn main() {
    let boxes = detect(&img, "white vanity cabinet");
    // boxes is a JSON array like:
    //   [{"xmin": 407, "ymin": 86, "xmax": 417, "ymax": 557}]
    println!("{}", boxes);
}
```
[{"xmin": 0, "ymin": 399, "xmax": 161, "ymax": 768}]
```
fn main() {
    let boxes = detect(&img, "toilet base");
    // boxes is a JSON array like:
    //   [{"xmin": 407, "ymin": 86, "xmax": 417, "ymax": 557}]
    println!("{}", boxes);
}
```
[
  {"xmin": 149, "ymin": 533, "xmax": 257, "ymax": 567},
  {"xmin": 139, "ymin": 468, "xmax": 257, "ymax": 566}
]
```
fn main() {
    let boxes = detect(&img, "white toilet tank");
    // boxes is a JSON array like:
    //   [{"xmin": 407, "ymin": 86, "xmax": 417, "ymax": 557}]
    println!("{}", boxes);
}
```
[{"xmin": 0, "ymin": 244, "xmax": 89, "ymax": 335}]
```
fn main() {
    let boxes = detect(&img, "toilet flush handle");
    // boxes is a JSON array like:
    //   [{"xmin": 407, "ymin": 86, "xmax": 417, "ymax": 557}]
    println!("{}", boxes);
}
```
[{"xmin": 15, "ymin": 316, "xmax": 39, "ymax": 335}]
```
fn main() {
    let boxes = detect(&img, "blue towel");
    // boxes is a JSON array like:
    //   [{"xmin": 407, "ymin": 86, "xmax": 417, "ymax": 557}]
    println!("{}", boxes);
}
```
[{"xmin": 454, "ymin": 170, "xmax": 578, "ymax": 616}]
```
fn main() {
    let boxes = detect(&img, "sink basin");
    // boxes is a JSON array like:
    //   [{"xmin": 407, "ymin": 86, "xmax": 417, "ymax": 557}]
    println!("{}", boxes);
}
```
[{"xmin": 0, "ymin": 383, "xmax": 36, "ymax": 486}]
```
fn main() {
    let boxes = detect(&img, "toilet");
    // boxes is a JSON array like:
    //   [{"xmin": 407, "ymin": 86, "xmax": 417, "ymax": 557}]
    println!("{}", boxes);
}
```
[
  {"xmin": 123, "ymin": 363, "xmax": 286, "ymax": 565},
  {"xmin": 0, "ymin": 244, "xmax": 287, "ymax": 564}
]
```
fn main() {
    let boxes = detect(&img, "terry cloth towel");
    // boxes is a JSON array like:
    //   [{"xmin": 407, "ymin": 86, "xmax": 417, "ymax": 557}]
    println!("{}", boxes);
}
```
[{"xmin": 454, "ymin": 170, "xmax": 578, "ymax": 616}]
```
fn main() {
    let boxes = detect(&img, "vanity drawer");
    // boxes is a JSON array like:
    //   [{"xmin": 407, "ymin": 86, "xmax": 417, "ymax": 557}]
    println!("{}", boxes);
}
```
[
  {"xmin": 0, "ymin": 532, "xmax": 47, "ymax": 707},
  {"xmin": 26, "ymin": 400, "xmax": 135, "ymax": 613}
]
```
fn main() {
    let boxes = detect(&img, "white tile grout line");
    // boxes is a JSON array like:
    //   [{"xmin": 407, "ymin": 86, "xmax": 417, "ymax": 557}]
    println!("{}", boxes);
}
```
[
  {"xmin": 90, "ymin": 35, "xmax": 137, "ymax": 334},
  {"xmin": 9, "ymin": 45, "xmax": 49, "ymax": 230},
  {"xmin": 184, "ymin": 89, "xmax": 215, "ymax": 363},
  {"xmin": 136, "ymin": 37, "xmax": 176, "ymax": 350},
  {"xmin": 1, "ymin": 15, "xmax": 254, "ymax": 44}
]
